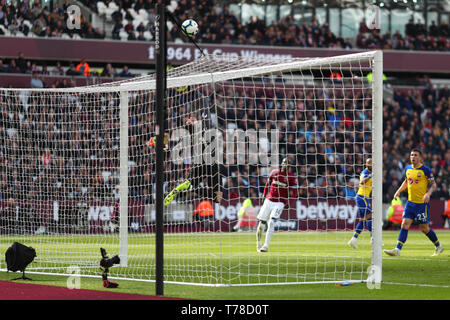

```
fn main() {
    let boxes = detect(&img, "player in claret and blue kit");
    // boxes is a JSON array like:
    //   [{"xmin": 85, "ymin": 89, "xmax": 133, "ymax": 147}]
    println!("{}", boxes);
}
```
[
  {"xmin": 384, "ymin": 148, "xmax": 444, "ymax": 257},
  {"xmin": 256, "ymin": 157, "xmax": 298, "ymax": 252}
]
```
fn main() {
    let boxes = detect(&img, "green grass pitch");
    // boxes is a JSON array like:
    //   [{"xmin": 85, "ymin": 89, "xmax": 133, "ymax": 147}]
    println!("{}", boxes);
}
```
[{"xmin": 0, "ymin": 230, "xmax": 449, "ymax": 300}]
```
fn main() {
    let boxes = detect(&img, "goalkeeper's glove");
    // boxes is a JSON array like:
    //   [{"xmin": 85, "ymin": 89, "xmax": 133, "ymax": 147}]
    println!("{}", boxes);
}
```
[{"xmin": 164, "ymin": 180, "xmax": 191, "ymax": 206}]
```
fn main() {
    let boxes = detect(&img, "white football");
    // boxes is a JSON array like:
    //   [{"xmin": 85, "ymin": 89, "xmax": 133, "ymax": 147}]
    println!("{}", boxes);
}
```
[{"xmin": 181, "ymin": 19, "xmax": 199, "ymax": 37}]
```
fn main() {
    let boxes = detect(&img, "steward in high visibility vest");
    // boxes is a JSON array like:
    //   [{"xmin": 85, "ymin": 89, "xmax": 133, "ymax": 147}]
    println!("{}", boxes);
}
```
[
  {"xmin": 76, "ymin": 59, "xmax": 91, "ymax": 76},
  {"xmin": 232, "ymin": 198, "xmax": 255, "ymax": 232},
  {"xmin": 444, "ymin": 199, "xmax": 450, "ymax": 218},
  {"xmin": 193, "ymin": 200, "xmax": 214, "ymax": 228},
  {"xmin": 383, "ymin": 197, "xmax": 404, "ymax": 230},
  {"xmin": 193, "ymin": 200, "xmax": 214, "ymax": 217},
  {"xmin": 443, "ymin": 199, "xmax": 450, "ymax": 229}
]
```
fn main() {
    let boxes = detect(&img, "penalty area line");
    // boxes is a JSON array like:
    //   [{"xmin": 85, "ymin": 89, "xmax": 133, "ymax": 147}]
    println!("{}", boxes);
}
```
[{"xmin": 383, "ymin": 281, "xmax": 450, "ymax": 288}]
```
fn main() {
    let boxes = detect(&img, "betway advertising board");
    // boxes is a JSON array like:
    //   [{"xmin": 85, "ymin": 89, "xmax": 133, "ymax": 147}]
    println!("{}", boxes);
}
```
[
  {"xmin": 1, "ymin": 199, "xmax": 445, "ymax": 233},
  {"xmin": 215, "ymin": 199, "xmax": 360, "ymax": 231}
]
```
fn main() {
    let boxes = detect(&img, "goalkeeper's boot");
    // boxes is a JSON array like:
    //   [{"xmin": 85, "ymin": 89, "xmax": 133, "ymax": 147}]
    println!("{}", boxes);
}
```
[
  {"xmin": 347, "ymin": 237, "xmax": 359, "ymax": 249},
  {"xmin": 383, "ymin": 248, "xmax": 400, "ymax": 256},
  {"xmin": 431, "ymin": 245, "xmax": 444, "ymax": 256},
  {"xmin": 164, "ymin": 180, "xmax": 191, "ymax": 206},
  {"xmin": 258, "ymin": 245, "xmax": 268, "ymax": 253}
]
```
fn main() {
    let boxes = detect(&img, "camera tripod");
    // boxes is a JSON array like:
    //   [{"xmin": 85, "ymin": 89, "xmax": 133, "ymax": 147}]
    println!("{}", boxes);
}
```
[{"xmin": 100, "ymin": 248, "xmax": 120, "ymax": 288}]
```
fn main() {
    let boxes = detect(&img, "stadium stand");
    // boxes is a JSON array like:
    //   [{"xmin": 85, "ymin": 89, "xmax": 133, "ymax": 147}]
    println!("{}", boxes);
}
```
[
  {"xmin": 0, "ymin": 0, "xmax": 448, "ymax": 50},
  {"xmin": 0, "ymin": 80, "xmax": 448, "ymax": 218},
  {"xmin": 0, "ymin": 0, "xmax": 449, "ymax": 211},
  {"xmin": 0, "ymin": 0, "xmax": 105, "ymax": 39}
]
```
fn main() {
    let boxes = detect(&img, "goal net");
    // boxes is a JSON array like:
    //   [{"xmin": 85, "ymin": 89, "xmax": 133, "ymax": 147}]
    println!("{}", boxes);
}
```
[{"xmin": 0, "ymin": 51, "xmax": 382, "ymax": 286}]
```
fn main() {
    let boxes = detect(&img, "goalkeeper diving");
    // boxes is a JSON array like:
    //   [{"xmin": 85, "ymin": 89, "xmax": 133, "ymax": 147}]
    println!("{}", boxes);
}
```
[{"xmin": 154, "ymin": 113, "xmax": 222, "ymax": 206}]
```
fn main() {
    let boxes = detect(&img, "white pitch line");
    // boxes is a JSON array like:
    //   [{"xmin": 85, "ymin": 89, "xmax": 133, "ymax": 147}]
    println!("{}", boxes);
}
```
[{"xmin": 383, "ymin": 281, "xmax": 450, "ymax": 288}]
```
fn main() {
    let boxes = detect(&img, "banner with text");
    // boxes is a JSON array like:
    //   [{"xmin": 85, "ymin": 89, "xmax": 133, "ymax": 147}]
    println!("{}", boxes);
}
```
[{"xmin": 0, "ymin": 199, "xmax": 446, "ymax": 233}]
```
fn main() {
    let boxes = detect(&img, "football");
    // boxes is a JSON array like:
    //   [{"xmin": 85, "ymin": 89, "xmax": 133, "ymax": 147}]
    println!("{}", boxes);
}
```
[{"xmin": 181, "ymin": 19, "xmax": 198, "ymax": 37}]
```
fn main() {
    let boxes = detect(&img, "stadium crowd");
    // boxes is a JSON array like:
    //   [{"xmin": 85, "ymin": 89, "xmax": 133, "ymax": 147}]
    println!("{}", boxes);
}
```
[
  {"xmin": 210, "ymin": 79, "xmax": 449, "ymax": 203},
  {"xmin": 357, "ymin": 19, "xmax": 450, "ymax": 51},
  {"xmin": 0, "ymin": 52, "xmax": 136, "ymax": 89},
  {"xmin": 0, "ymin": 0, "xmax": 449, "ymax": 51},
  {"xmin": 0, "ymin": 2, "xmax": 448, "ymax": 233},
  {"xmin": 0, "ymin": 76, "xmax": 448, "ymax": 218},
  {"xmin": 383, "ymin": 80, "xmax": 450, "ymax": 202}
]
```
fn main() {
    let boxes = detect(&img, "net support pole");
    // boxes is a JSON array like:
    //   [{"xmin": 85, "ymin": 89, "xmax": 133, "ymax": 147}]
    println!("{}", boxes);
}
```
[
  {"xmin": 371, "ymin": 50, "xmax": 383, "ymax": 285},
  {"xmin": 155, "ymin": 1, "xmax": 167, "ymax": 296},
  {"xmin": 119, "ymin": 90, "xmax": 129, "ymax": 267}
]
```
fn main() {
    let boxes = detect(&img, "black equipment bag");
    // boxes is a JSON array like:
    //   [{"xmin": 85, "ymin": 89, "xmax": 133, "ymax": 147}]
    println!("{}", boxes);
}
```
[{"xmin": 5, "ymin": 242, "xmax": 36, "ymax": 272}]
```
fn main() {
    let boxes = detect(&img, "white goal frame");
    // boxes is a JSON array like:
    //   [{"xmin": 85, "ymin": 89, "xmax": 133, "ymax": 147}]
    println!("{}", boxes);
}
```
[
  {"xmin": 0, "ymin": 50, "xmax": 383, "ymax": 286},
  {"xmin": 120, "ymin": 50, "xmax": 383, "ymax": 285}
]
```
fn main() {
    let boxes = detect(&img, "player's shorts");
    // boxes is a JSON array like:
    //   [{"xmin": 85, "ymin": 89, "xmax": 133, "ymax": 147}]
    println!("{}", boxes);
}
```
[
  {"xmin": 403, "ymin": 201, "xmax": 430, "ymax": 224},
  {"xmin": 256, "ymin": 199, "xmax": 285, "ymax": 222},
  {"xmin": 355, "ymin": 195, "xmax": 372, "ymax": 218}
]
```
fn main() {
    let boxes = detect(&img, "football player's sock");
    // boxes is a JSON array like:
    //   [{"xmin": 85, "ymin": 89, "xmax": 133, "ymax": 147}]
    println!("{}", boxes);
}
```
[
  {"xmin": 425, "ymin": 229, "xmax": 440, "ymax": 247},
  {"xmin": 263, "ymin": 218, "xmax": 276, "ymax": 248},
  {"xmin": 256, "ymin": 221, "xmax": 265, "ymax": 248},
  {"xmin": 365, "ymin": 218, "xmax": 372, "ymax": 234},
  {"xmin": 353, "ymin": 221, "xmax": 364, "ymax": 238},
  {"xmin": 396, "ymin": 228, "xmax": 408, "ymax": 250}
]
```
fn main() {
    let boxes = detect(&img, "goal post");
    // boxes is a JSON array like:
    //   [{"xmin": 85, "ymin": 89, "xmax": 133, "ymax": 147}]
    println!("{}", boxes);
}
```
[
  {"xmin": 119, "ymin": 90, "xmax": 129, "ymax": 267},
  {"xmin": 0, "ymin": 50, "xmax": 383, "ymax": 287},
  {"xmin": 122, "ymin": 50, "xmax": 384, "ymax": 286},
  {"xmin": 371, "ymin": 50, "xmax": 383, "ymax": 285}
]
